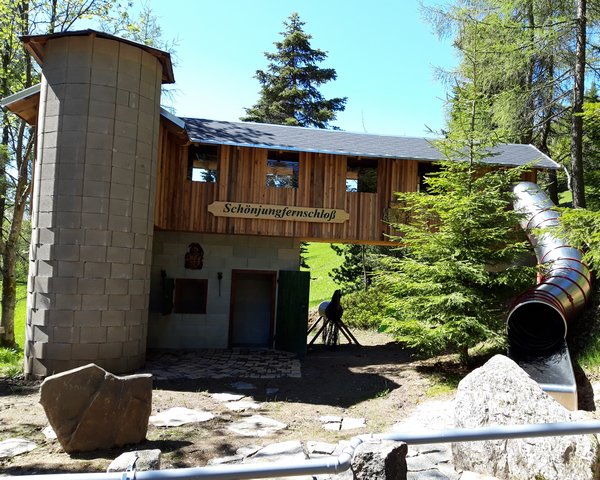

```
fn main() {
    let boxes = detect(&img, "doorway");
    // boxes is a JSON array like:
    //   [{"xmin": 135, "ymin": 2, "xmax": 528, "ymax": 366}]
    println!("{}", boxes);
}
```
[{"xmin": 230, "ymin": 270, "xmax": 276, "ymax": 347}]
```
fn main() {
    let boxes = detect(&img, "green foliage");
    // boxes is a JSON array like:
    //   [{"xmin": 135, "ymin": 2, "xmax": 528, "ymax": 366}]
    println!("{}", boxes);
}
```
[
  {"xmin": 340, "ymin": 287, "xmax": 392, "ymax": 330},
  {"xmin": 242, "ymin": 12, "xmax": 347, "ymax": 129},
  {"xmin": 551, "ymin": 208, "xmax": 600, "ymax": 271},
  {"xmin": 0, "ymin": 346, "xmax": 22, "ymax": 377},
  {"xmin": 377, "ymin": 158, "xmax": 535, "ymax": 364}
]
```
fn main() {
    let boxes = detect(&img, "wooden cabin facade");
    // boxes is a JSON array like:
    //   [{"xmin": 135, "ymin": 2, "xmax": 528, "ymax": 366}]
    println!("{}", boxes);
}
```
[{"xmin": 1, "ymin": 29, "xmax": 558, "ymax": 377}]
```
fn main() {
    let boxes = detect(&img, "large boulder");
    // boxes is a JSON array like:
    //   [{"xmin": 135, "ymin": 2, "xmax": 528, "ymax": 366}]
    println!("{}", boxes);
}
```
[
  {"xmin": 350, "ymin": 439, "xmax": 407, "ymax": 480},
  {"xmin": 40, "ymin": 363, "xmax": 152, "ymax": 453},
  {"xmin": 453, "ymin": 354, "xmax": 600, "ymax": 480}
]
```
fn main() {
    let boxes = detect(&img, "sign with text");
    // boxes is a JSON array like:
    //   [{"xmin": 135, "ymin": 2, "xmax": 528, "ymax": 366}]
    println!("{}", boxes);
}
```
[{"xmin": 208, "ymin": 202, "xmax": 350, "ymax": 224}]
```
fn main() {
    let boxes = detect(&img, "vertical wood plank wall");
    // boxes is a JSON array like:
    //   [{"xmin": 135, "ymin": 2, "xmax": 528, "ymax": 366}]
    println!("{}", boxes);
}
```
[{"xmin": 155, "ymin": 123, "xmax": 538, "ymax": 244}]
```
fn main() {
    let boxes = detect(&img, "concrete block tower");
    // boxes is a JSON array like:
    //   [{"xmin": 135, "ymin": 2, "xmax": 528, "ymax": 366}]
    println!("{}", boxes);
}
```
[{"xmin": 23, "ymin": 30, "xmax": 174, "ymax": 378}]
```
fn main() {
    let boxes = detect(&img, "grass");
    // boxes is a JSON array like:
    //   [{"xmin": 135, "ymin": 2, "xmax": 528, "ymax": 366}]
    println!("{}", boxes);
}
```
[
  {"xmin": 301, "ymin": 242, "xmax": 344, "ymax": 308},
  {"xmin": 0, "ymin": 282, "xmax": 27, "ymax": 377}
]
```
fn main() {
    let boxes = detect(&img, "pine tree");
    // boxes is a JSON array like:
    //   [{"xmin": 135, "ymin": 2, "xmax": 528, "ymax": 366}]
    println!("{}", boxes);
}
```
[{"xmin": 242, "ymin": 12, "xmax": 347, "ymax": 129}]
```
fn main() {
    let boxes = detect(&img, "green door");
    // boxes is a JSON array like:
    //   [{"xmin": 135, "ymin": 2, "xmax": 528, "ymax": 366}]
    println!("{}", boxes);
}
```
[{"xmin": 275, "ymin": 270, "xmax": 310, "ymax": 357}]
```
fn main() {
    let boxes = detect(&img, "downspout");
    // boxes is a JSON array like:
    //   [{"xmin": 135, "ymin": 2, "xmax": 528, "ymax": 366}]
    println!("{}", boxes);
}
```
[{"xmin": 507, "ymin": 182, "xmax": 591, "ymax": 356}]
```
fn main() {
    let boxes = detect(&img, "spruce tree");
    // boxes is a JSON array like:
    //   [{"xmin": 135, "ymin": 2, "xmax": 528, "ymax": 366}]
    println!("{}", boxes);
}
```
[{"xmin": 242, "ymin": 12, "xmax": 347, "ymax": 129}]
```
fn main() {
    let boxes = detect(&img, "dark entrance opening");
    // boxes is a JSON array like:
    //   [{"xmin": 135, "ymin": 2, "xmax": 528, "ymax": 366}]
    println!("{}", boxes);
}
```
[{"xmin": 230, "ymin": 270, "xmax": 276, "ymax": 347}]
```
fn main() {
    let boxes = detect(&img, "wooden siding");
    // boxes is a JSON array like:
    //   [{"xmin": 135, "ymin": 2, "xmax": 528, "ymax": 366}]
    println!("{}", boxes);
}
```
[{"xmin": 154, "ymin": 122, "xmax": 538, "ymax": 245}]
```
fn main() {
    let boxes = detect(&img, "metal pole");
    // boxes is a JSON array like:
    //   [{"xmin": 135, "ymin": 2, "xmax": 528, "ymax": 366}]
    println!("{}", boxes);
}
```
[{"xmin": 10, "ymin": 421, "xmax": 600, "ymax": 480}]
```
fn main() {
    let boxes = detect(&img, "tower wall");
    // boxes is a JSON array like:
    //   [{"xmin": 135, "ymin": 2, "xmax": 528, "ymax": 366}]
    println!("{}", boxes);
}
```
[{"xmin": 25, "ymin": 33, "xmax": 163, "ymax": 377}]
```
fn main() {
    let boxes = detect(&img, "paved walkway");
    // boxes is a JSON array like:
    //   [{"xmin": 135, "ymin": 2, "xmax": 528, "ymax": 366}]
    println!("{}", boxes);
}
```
[{"xmin": 140, "ymin": 349, "xmax": 302, "ymax": 381}]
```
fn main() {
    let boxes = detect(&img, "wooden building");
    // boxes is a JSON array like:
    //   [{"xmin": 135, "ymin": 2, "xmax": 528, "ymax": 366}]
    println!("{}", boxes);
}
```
[{"xmin": 1, "ymin": 29, "xmax": 558, "ymax": 377}]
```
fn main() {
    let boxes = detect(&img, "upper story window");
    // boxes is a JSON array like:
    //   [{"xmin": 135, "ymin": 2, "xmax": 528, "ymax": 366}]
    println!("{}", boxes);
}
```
[
  {"xmin": 266, "ymin": 150, "xmax": 299, "ymax": 188},
  {"xmin": 346, "ymin": 157, "xmax": 377, "ymax": 193},
  {"xmin": 189, "ymin": 144, "xmax": 218, "ymax": 183},
  {"xmin": 418, "ymin": 162, "xmax": 441, "ymax": 193}
]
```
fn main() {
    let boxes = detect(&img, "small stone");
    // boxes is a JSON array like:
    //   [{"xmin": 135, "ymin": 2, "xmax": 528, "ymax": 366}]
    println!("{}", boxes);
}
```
[
  {"xmin": 43, "ymin": 425, "xmax": 57, "ymax": 440},
  {"xmin": 149, "ymin": 407, "xmax": 215, "ymax": 427},
  {"xmin": 107, "ymin": 449, "xmax": 161, "ymax": 472},
  {"xmin": 340, "ymin": 417, "xmax": 366, "ymax": 430},
  {"xmin": 307, "ymin": 441, "xmax": 337, "ymax": 456},
  {"xmin": 0, "ymin": 439, "xmax": 37, "ymax": 459},
  {"xmin": 228, "ymin": 415, "xmax": 287, "ymax": 437},
  {"xmin": 249, "ymin": 440, "xmax": 306, "ymax": 463}
]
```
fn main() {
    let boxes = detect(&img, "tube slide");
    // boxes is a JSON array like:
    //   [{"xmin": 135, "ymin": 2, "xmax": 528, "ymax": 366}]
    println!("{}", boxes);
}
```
[
  {"xmin": 507, "ymin": 182, "xmax": 592, "ymax": 409},
  {"xmin": 507, "ymin": 182, "xmax": 592, "ymax": 355}
]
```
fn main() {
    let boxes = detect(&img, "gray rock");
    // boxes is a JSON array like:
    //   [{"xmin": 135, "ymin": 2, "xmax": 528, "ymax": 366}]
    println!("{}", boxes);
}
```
[
  {"xmin": 228, "ymin": 415, "xmax": 287, "ymax": 437},
  {"xmin": 107, "ymin": 449, "xmax": 161, "ymax": 472},
  {"xmin": 452, "ymin": 354, "xmax": 600, "ymax": 480},
  {"xmin": 351, "ymin": 439, "xmax": 407, "ymax": 480},
  {"xmin": 0, "ymin": 438, "xmax": 37, "ymax": 459},
  {"xmin": 149, "ymin": 407, "xmax": 215, "ymax": 427},
  {"xmin": 39, "ymin": 363, "xmax": 152, "ymax": 453}
]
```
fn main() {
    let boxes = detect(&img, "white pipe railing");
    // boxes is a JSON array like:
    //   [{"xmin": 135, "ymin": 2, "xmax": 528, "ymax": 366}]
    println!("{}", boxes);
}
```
[{"xmin": 10, "ymin": 420, "xmax": 600, "ymax": 480}]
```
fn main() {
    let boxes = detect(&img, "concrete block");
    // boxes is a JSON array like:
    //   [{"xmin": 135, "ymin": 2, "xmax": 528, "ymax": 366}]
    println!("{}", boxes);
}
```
[
  {"xmin": 122, "ymin": 340, "xmax": 141, "ymax": 357},
  {"xmin": 108, "ymin": 215, "xmax": 131, "ymax": 232},
  {"xmin": 43, "ymin": 99, "xmax": 62, "ymax": 118},
  {"xmin": 58, "ymin": 260, "xmax": 84, "ymax": 277},
  {"xmin": 58, "ymin": 145, "xmax": 86, "ymax": 164},
  {"xmin": 117, "ymin": 72, "xmax": 140, "ymax": 92},
  {"xmin": 52, "ymin": 277, "xmax": 78, "ymax": 294},
  {"xmin": 62, "ymin": 98, "xmax": 89, "ymax": 117},
  {"xmin": 88, "ymin": 99, "xmax": 115, "ymax": 118},
  {"xmin": 56, "ymin": 194, "xmax": 82, "ymax": 212},
  {"xmin": 112, "ymin": 165, "xmax": 136, "ymax": 185},
  {"xmin": 32, "ymin": 325, "xmax": 51, "ymax": 342},
  {"xmin": 133, "ymin": 186, "xmax": 149, "ymax": 205},
  {"xmin": 85, "ymin": 229, "xmax": 111, "ymax": 246},
  {"xmin": 38, "ymin": 182, "xmax": 57, "ymax": 199},
  {"xmin": 29, "ymin": 308, "xmax": 50, "ymax": 326},
  {"xmin": 106, "ymin": 279, "xmax": 129, "ymax": 295},
  {"xmin": 90, "ymin": 84, "xmax": 116, "ymax": 102},
  {"xmin": 34, "ymin": 292, "xmax": 53, "ymax": 309},
  {"xmin": 109, "ymin": 198, "xmax": 133, "ymax": 217},
  {"xmin": 74, "ymin": 310, "xmax": 101, "ymax": 326},
  {"xmin": 132, "ymin": 202, "xmax": 148, "ymax": 219},
  {"xmin": 130, "ymin": 294, "xmax": 146, "ymax": 310},
  {"xmin": 111, "ymin": 262, "xmax": 133, "ymax": 279},
  {"xmin": 110, "ymin": 182, "xmax": 134, "ymax": 201},
  {"xmin": 43, "ymin": 114, "xmax": 60, "ymax": 133},
  {"xmin": 109, "ymin": 294, "xmax": 131, "ymax": 310},
  {"xmin": 107, "ymin": 246, "xmax": 130, "ymax": 263},
  {"xmin": 79, "ymin": 245, "xmax": 106, "ymax": 262},
  {"xmin": 88, "ymin": 115, "xmax": 114, "ymax": 135},
  {"xmin": 71, "ymin": 342, "xmax": 99, "ymax": 360},
  {"xmin": 125, "ymin": 309, "xmax": 142, "ymax": 325},
  {"xmin": 99, "ymin": 342, "xmax": 123, "ymax": 359},
  {"xmin": 57, "ymin": 178, "xmax": 83, "ymax": 196},
  {"xmin": 135, "ymin": 141, "xmax": 152, "ymax": 160},
  {"xmin": 84, "ymin": 148, "xmax": 111, "ymax": 166},
  {"xmin": 58, "ymin": 228, "xmax": 84, "ymax": 245},
  {"xmin": 107, "ymin": 326, "xmax": 128, "ymax": 343},
  {"xmin": 47, "ymin": 342, "xmax": 72, "ymax": 361},
  {"xmin": 91, "ymin": 67, "xmax": 117, "ymax": 87},
  {"xmin": 33, "ymin": 276, "xmax": 51, "ymax": 293},
  {"xmin": 128, "ymin": 279, "xmax": 144, "ymax": 295},
  {"xmin": 128, "ymin": 92, "xmax": 139, "ymax": 109},
  {"xmin": 85, "ymin": 164, "xmax": 111, "ymax": 182},
  {"xmin": 80, "ymin": 326, "xmax": 107, "ymax": 344},
  {"xmin": 65, "ymin": 66, "xmax": 92, "ymax": 84},
  {"xmin": 41, "ymin": 147, "xmax": 58, "ymax": 166},
  {"xmin": 55, "ymin": 293, "xmax": 81, "ymax": 310},
  {"xmin": 33, "ymin": 259, "xmax": 55, "ymax": 277},
  {"xmin": 61, "ymin": 115, "xmax": 87, "ymax": 134},
  {"xmin": 130, "ymin": 248, "xmax": 146, "ymax": 265},
  {"xmin": 44, "ymin": 67, "xmax": 67, "ymax": 84},
  {"xmin": 112, "ymin": 231, "xmax": 134, "ymax": 248},
  {"xmin": 86, "ymin": 132, "xmax": 112, "ymax": 151},
  {"xmin": 53, "ymin": 244, "xmax": 80, "ymax": 261},
  {"xmin": 131, "ymin": 217, "xmax": 147, "ymax": 234},
  {"xmin": 115, "ymin": 105, "xmax": 138, "ymax": 125},
  {"xmin": 84, "ymin": 261, "xmax": 110, "ymax": 278},
  {"xmin": 65, "ymin": 83, "xmax": 90, "ymax": 100},
  {"xmin": 128, "ymin": 324, "xmax": 143, "ymax": 341},
  {"xmin": 33, "ymin": 243, "xmax": 53, "ymax": 261},
  {"xmin": 48, "ymin": 309, "xmax": 75, "ymax": 326},
  {"xmin": 55, "ymin": 211, "xmax": 81, "ymax": 229},
  {"xmin": 81, "ymin": 294, "xmax": 109, "ymax": 310},
  {"xmin": 115, "ymin": 120, "xmax": 137, "ymax": 139},
  {"xmin": 81, "ymin": 213, "xmax": 108, "ymax": 230},
  {"xmin": 101, "ymin": 310, "xmax": 125, "ymax": 326},
  {"xmin": 116, "ymin": 89, "xmax": 129, "ymax": 106},
  {"xmin": 133, "ymin": 264, "xmax": 148, "ymax": 280},
  {"xmin": 53, "ymin": 326, "xmax": 80, "ymax": 343},
  {"xmin": 30, "ymin": 341, "xmax": 48, "ymax": 358},
  {"xmin": 134, "ymin": 233, "xmax": 148, "ymax": 249},
  {"xmin": 78, "ymin": 278, "xmax": 105, "ymax": 295}
]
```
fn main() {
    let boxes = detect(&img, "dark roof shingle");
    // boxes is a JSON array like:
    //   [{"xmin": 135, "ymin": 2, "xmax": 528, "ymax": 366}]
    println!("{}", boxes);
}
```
[{"xmin": 182, "ymin": 117, "xmax": 559, "ymax": 169}]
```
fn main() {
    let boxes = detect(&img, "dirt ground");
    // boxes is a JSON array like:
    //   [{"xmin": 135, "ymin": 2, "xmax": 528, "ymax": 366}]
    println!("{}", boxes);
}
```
[
  {"xmin": 0, "ymin": 330, "xmax": 461, "ymax": 475},
  {"xmin": 1, "ymin": 329, "xmax": 579, "ymax": 476}
]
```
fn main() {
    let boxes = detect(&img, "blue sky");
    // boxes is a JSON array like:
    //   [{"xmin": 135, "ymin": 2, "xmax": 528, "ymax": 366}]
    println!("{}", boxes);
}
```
[{"xmin": 147, "ymin": 0, "xmax": 457, "ymax": 137}]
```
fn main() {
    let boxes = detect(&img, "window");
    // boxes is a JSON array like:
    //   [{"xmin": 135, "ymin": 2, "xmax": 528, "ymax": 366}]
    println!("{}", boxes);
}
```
[
  {"xmin": 189, "ymin": 144, "xmax": 218, "ymax": 183},
  {"xmin": 266, "ymin": 151, "xmax": 299, "ymax": 188},
  {"xmin": 174, "ymin": 278, "xmax": 208, "ymax": 314},
  {"xmin": 346, "ymin": 157, "xmax": 377, "ymax": 193},
  {"xmin": 418, "ymin": 162, "xmax": 441, "ymax": 193}
]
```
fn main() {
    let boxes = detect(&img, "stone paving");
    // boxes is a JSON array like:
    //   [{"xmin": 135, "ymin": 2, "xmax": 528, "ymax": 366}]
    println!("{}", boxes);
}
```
[{"xmin": 140, "ymin": 348, "xmax": 302, "ymax": 380}]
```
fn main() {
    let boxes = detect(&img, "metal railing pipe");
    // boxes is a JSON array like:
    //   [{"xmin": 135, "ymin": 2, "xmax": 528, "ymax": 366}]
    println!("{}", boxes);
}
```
[{"xmin": 10, "ymin": 421, "xmax": 600, "ymax": 480}]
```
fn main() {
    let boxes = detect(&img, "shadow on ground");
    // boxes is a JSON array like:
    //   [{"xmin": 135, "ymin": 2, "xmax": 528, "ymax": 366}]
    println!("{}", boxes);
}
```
[{"xmin": 154, "ymin": 341, "xmax": 414, "ymax": 409}]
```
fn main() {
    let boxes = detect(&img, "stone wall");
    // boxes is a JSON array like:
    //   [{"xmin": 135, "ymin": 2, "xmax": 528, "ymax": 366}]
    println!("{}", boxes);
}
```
[
  {"xmin": 25, "ymin": 33, "xmax": 164, "ymax": 377},
  {"xmin": 147, "ymin": 232, "xmax": 301, "ymax": 349}
]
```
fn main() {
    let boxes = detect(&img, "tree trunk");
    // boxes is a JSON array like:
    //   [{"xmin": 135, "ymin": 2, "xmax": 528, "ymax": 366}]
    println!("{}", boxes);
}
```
[{"xmin": 570, "ymin": 0, "xmax": 586, "ymax": 208}]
